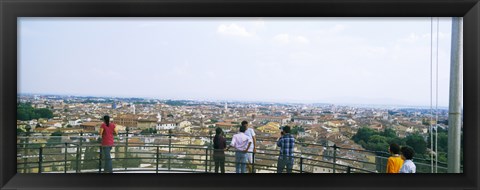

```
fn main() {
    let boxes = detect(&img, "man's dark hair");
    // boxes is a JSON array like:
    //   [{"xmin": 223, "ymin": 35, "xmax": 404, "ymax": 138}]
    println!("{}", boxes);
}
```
[
  {"xmin": 401, "ymin": 146, "xmax": 415, "ymax": 160},
  {"xmin": 282, "ymin": 126, "xmax": 291, "ymax": 133},
  {"xmin": 389, "ymin": 143, "xmax": 400, "ymax": 154},
  {"xmin": 239, "ymin": 125, "xmax": 247, "ymax": 132},
  {"xmin": 241, "ymin": 120, "xmax": 248, "ymax": 126}
]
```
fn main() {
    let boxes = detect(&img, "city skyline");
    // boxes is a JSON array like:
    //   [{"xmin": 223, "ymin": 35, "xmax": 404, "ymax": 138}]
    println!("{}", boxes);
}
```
[{"xmin": 19, "ymin": 17, "xmax": 456, "ymax": 107}]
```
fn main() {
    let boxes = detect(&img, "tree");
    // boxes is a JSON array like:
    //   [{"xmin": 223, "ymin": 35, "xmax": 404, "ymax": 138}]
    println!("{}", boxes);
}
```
[
  {"xmin": 352, "ymin": 127, "xmax": 378, "ymax": 143},
  {"xmin": 427, "ymin": 131, "xmax": 448, "ymax": 153},
  {"xmin": 17, "ymin": 102, "xmax": 53, "ymax": 121},
  {"xmin": 291, "ymin": 126, "xmax": 305, "ymax": 135},
  {"xmin": 382, "ymin": 128, "xmax": 397, "ymax": 139},
  {"xmin": 405, "ymin": 133, "xmax": 427, "ymax": 155},
  {"xmin": 47, "ymin": 130, "xmax": 63, "ymax": 146},
  {"xmin": 35, "ymin": 108, "xmax": 53, "ymax": 119},
  {"xmin": 366, "ymin": 135, "xmax": 389, "ymax": 152},
  {"xmin": 140, "ymin": 128, "xmax": 157, "ymax": 135}
]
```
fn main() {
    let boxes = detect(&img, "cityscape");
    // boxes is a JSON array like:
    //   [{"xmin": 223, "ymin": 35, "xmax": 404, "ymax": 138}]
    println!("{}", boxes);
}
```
[
  {"xmin": 17, "ymin": 17, "xmax": 461, "ymax": 173},
  {"xmin": 16, "ymin": 93, "xmax": 456, "ymax": 173}
]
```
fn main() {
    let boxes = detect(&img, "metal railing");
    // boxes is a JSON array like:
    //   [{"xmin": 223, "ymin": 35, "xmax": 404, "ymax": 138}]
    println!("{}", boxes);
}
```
[{"xmin": 16, "ymin": 130, "xmax": 460, "ymax": 173}]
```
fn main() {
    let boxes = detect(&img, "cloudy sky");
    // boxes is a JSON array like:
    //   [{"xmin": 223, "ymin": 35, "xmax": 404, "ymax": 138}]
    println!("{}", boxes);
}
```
[{"xmin": 18, "ymin": 17, "xmax": 456, "ymax": 107}]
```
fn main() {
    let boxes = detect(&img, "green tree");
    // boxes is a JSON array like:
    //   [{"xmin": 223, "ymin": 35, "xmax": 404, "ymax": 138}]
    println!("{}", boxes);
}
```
[
  {"xmin": 35, "ymin": 108, "xmax": 53, "ymax": 119},
  {"xmin": 366, "ymin": 135, "xmax": 389, "ymax": 152},
  {"xmin": 382, "ymin": 128, "xmax": 397, "ymax": 139},
  {"xmin": 405, "ymin": 133, "xmax": 427, "ymax": 155},
  {"xmin": 352, "ymin": 127, "xmax": 378, "ymax": 143},
  {"xmin": 47, "ymin": 130, "xmax": 63, "ymax": 146},
  {"xmin": 291, "ymin": 126, "xmax": 305, "ymax": 135},
  {"xmin": 17, "ymin": 102, "xmax": 54, "ymax": 121},
  {"xmin": 140, "ymin": 128, "xmax": 157, "ymax": 135}
]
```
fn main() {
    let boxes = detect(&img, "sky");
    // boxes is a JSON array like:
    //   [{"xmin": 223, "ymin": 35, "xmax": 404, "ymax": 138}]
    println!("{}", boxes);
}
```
[{"xmin": 18, "ymin": 17, "xmax": 457, "ymax": 107}]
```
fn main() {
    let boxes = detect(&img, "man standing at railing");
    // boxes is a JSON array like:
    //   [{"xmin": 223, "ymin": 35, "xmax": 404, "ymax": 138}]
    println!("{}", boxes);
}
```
[
  {"xmin": 99, "ymin": 115, "xmax": 118, "ymax": 173},
  {"xmin": 277, "ymin": 126, "xmax": 295, "ymax": 173},
  {"xmin": 226, "ymin": 125, "xmax": 252, "ymax": 173},
  {"xmin": 242, "ymin": 120, "xmax": 256, "ymax": 173}
]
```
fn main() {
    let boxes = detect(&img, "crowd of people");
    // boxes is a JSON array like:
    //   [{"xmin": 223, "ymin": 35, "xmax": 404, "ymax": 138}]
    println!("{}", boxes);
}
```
[{"xmin": 98, "ymin": 115, "xmax": 416, "ymax": 174}]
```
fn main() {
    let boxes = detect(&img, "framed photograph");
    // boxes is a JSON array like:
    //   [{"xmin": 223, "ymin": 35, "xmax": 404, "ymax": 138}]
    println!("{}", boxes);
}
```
[{"xmin": 1, "ymin": 0, "xmax": 479, "ymax": 190}]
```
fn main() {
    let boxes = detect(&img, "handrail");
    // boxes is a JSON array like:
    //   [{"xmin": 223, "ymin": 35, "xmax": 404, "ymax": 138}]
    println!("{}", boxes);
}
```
[
  {"xmin": 17, "ymin": 131, "xmax": 461, "ymax": 173},
  {"xmin": 17, "ymin": 142, "xmax": 375, "ymax": 174}
]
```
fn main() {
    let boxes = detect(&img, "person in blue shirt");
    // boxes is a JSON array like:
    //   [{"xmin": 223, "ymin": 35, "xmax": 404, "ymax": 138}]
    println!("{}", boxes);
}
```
[
  {"xmin": 399, "ymin": 146, "xmax": 416, "ymax": 173},
  {"xmin": 277, "ymin": 126, "xmax": 295, "ymax": 173}
]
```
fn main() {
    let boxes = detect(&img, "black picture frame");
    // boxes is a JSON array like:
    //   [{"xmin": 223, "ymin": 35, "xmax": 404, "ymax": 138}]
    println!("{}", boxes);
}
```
[{"xmin": 1, "ymin": 0, "xmax": 479, "ymax": 190}]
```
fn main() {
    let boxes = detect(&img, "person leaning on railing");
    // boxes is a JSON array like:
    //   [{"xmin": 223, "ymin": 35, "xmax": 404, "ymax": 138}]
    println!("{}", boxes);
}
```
[
  {"xmin": 386, "ymin": 143, "xmax": 403, "ymax": 173},
  {"xmin": 213, "ymin": 127, "xmax": 227, "ymax": 173},
  {"xmin": 242, "ymin": 120, "xmax": 256, "ymax": 173},
  {"xmin": 399, "ymin": 146, "xmax": 416, "ymax": 173},
  {"xmin": 277, "ymin": 126, "xmax": 295, "ymax": 173},
  {"xmin": 99, "ymin": 115, "xmax": 118, "ymax": 173},
  {"xmin": 226, "ymin": 125, "xmax": 252, "ymax": 173}
]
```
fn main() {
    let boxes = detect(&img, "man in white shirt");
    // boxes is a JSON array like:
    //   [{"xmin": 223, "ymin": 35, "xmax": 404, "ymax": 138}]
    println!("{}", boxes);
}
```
[
  {"xmin": 226, "ymin": 125, "xmax": 252, "ymax": 173},
  {"xmin": 242, "ymin": 120, "xmax": 256, "ymax": 173}
]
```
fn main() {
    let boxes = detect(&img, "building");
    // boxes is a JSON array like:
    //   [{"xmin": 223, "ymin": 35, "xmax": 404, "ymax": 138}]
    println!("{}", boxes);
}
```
[
  {"xmin": 255, "ymin": 115, "xmax": 290, "ymax": 125},
  {"xmin": 214, "ymin": 122, "xmax": 238, "ymax": 132},
  {"xmin": 115, "ymin": 114, "xmax": 139, "ymax": 128},
  {"xmin": 137, "ymin": 118, "xmax": 157, "ymax": 130},
  {"xmin": 293, "ymin": 116, "xmax": 317, "ymax": 125},
  {"xmin": 80, "ymin": 121, "xmax": 103, "ymax": 132},
  {"xmin": 156, "ymin": 121, "xmax": 178, "ymax": 130},
  {"xmin": 257, "ymin": 122, "xmax": 280, "ymax": 134}
]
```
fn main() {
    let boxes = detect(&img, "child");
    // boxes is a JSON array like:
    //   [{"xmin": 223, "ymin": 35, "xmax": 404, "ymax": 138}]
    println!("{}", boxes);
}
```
[
  {"xmin": 386, "ymin": 143, "xmax": 404, "ymax": 173},
  {"xmin": 399, "ymin": 146, "xmax": 416, "ymax": 173}
]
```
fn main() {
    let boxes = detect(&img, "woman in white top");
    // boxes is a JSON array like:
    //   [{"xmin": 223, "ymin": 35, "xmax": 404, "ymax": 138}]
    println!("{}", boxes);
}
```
[{"xmin": 399, "ymin": 146, "xmax": 416, "ymax": 173}]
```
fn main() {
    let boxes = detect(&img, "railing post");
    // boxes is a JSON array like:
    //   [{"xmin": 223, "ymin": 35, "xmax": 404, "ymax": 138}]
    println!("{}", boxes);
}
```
[
  {"xmin": 125, "ymin": 128, "xmax": 129, "ymax": 171},
  {"xmin": 98, "ymin": 146, "xmax": 103, "ymax": 173},
  {"xmin": 333, "ymin": 144, "xmax": 337, "ymax": 174},
  {"xmin": 23, "ymin": 141, "xmax": 27, "ymax": 173},
  {"xmin": 64, "ymin": 143, "xmax": 68, "ymax": 173},
  {"xmin": 38, "ymin": 147, "xmax": 43, "ymax": 173},
  {"xmin": 300, "ymin": 156, "xmax": 303, "ymax": 173},
  {"xmin": 347, "ymin": 166, "xmax": 351, "ymax": 173},
  {"xmin": 209, "ymin": 130, "xmax": 213, "ymax": 172},
  {"xmin": 168, "ymin": 129, "xmax": 172, "ymax": 171},
  {"xmin": 205, "ymin": 148, "xmax": 208, "ymax": 173},
  {"xmin": 23, "ymin": 130, "xmax": 30, "ymax": 173},
  {"xmin": 76, "ymin": 144, "xmax": 80, "ymax": 173},
  {"xmin": 156, "ymin": 146, "xmax": 160, "ymax": 174}
]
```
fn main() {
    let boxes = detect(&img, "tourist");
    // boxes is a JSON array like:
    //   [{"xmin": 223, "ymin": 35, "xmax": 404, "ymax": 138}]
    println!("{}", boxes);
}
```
[
  {"xmin": 242, "ymin": 120, "xmax": 256, "ymax": 173},
  {"xmin": 99, "ymin": 115, "xmax": 118, "ymax": 173},
  {"xmin": 277, "ymin": 126, "xmax": 295, "ymax": 173},
  {"xmin": 399, "ymin": 146, "xmax": 416, "ymax": 173},
  {"xmin": 386, "ymin": 143, "xmax": 404, "ymax": 173},
  {"xmin": 213, "ymin": 127, "xmax": 227, "ymax": 173},
  {"xmin": 226, "ymin": 125, "xmax": 252, "ymax": 173}
]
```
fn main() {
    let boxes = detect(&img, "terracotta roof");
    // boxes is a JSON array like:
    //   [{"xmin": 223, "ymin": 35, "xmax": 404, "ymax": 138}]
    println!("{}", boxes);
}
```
[{"xmin": 81, "ymin": 122, "xmax": 102, "ymax": 127}]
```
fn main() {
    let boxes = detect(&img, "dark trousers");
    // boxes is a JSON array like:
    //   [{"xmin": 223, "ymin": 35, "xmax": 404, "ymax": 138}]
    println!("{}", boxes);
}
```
[
  {"xmin": 277, "ymin": 156, "xmax": 294, "ymax": 173},
  {"xmin": 102, "ymin": 146, "xmax": 113, "ymax": 173},
  {"xmin": 214, "ymin": 153, "xmax": 225, "ymax": 173}
]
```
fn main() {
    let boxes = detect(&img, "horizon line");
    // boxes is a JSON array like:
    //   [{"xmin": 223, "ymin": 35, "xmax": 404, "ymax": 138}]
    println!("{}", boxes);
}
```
[{"xmin": 18, "ymin": 92, "xmax": 450, "ymax": 109}]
